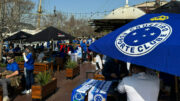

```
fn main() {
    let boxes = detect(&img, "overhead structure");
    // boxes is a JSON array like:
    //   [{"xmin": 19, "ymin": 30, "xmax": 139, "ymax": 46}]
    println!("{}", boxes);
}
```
[
  {"xmin": 150, "ymin": 1, "xmax": 180, "ymax": 13},
  {"xmin": 90, "ymin": 0, "xmax": 145, "ymax": 32},
  {"xmin": 90, "ymin": 0, "xmax": 171, "ymax": 32},
  {"xmin": 134, "ymin": 0, "xmax": 168, "ymax": 13},
  {"xmin": 27, "ymin": 26, "xmax": 75, "ymax": 42},
  {"xmin": 4, "ymin": 31, "xmax": 33, "ymax": 41}
]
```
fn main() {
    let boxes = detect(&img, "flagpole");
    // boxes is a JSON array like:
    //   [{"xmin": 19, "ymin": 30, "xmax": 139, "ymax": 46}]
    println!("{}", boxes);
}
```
[{"xmin": 37, "ymin": 0, "xmax": 42, "ymax": 28}]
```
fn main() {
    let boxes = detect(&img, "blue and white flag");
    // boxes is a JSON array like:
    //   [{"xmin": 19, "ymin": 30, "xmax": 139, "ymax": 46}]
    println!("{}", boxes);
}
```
[
  {"xmin": 89, "ymin": 13, "xmax": 180, "ymax": 76},
  {"xmin": 88, "ymin": 81, "xmax": 112, "ymax": 101},
  {"xmin": 71, "ymin": 79, "xmax": 98, "ymax": 101}
]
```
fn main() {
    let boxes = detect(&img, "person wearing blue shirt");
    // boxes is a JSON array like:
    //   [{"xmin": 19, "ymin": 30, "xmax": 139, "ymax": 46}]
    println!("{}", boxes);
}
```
[
  {"xmin": 80, "ymin": 40, "xmax": 83, "ymax": 44},
  {"xmin": 87, "ymin": 38, "xmax": 92, "ymax": 45},
  {"xmin": 57, "ymin": 41, "xmax": 61, "ymax": 48},
  {"xmin": 47, "ymin": 41, "xmax": 50, "ymax": 50},
  {"xmin": 22, "ymin": 46, "xmax": 35, "ymax": 95},
  {"xmin": 40, "ymin": 43, "xmax": 44, "ymax": 50},
  {"xmin": 80, "ymin": 40, "xmax": 87, "ymax": 62},
  {"xmin": 1, "ymin": 54, "xmax": 19, "ymax": 101},
  {"xmin": 8, "ymin": 45, "xmax": 14, "ymax": 54},
  {"xmin": 72, "ymin": 40, "xmax": 76, "ymax": 44},
  {"xmin": 14, "ymin": 45, "xmax": 21, "ymax": 53}
]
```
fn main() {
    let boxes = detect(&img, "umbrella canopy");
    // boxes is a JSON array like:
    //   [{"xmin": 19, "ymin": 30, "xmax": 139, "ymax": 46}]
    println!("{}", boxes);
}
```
[
  {"xmin": 89, "ymin": 13, "xmax": 180, "ymax": 76},
  {"xmin": 150, "ymin": 1, "xmax": 180, "ymax": 14},
  {"xmin": 4, "ymin": 31, "xmax": 33, "ymax": 41},
  {"xmin": 27, "ymin": 26, "xmax": 75, "ymax": 42}
]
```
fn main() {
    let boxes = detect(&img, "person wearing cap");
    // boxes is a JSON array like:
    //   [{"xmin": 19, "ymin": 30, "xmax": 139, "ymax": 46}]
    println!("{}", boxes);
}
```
[
  {"xmin": 0, "ymin": 54, "xmax": 19, "ymax": 101},
  {"xmin": 117, "ymin": 64, "xmax": 160, "ymax": 101}
]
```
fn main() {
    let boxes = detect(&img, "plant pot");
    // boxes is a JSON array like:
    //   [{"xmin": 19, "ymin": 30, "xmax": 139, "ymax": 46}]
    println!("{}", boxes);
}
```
[
  {"xmin": 66, "ymin": 65, "xmax": 80, "ymax": 79},
  {"xmin": 32, "ymin": 78, "xmax": 57, "ymax": 100}
]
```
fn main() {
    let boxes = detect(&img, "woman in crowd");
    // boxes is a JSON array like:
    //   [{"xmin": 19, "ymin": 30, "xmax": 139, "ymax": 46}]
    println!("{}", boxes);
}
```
[{"xmin": 21, "ymin": 46, "xmax": 35, "ymax": 94}]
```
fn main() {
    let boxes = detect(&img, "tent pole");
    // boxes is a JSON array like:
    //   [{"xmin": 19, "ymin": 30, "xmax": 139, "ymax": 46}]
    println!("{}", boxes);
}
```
[
  {"xmin": 175, "ymin": 76, "xmax": 179, "ymax": 101},
  {"xmin": 20, "ymin": 40, "xmax": 22, "ymax": 50},
  {"xmin": 52, "ymin": 40, "xmax": 54, "ymax": 51}
]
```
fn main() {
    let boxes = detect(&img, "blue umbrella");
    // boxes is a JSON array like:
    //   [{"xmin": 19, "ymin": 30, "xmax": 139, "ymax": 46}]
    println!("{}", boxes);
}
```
[{"xmin": 89, "ymin": 13, "xmax": 180, "ymax": 76}]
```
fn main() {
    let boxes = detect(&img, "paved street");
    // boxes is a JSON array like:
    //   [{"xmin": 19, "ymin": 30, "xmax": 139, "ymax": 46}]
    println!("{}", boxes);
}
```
[{"xmin": 14, "ymin": 63, "xmax": 95, "ymax": 101}]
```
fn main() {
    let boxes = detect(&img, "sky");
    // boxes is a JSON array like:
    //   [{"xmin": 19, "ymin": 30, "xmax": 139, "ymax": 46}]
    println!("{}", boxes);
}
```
[{"xmin": 31, "ymin": 0, "xmax": 170, "ymax": 19}]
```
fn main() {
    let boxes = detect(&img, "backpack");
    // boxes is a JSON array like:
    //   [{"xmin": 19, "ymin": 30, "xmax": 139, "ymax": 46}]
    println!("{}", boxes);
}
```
[{"xmin": 1, "ymin": 71, "xmax": 22, "ymax": 87}]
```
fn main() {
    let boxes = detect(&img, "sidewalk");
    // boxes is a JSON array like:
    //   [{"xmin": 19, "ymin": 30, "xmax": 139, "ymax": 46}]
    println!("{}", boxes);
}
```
[{"xmin": 13, "ymin": 62, "xmax": 95, "ymax": 101}]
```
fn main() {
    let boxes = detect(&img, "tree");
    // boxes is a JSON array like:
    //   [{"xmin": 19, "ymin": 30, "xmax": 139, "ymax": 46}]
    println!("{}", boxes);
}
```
[
  {"xmin": 0, "ymin": 0, "xmax": 35, "ymax": 61},
  {"xmin": 41, "ymin": 11, "xmax": 68, "ymax": 29},
  {"xmin": 1, "ymin": 0, "xmax": 35, "ymax": 32},
  {"xmin": 40, "ymin": 12, "xmax": 95, "ymax": 37}
]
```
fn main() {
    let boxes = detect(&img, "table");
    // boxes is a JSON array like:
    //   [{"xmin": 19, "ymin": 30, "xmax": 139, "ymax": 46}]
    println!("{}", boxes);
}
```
[{"xmin": 71, "ymin": 79, "xmax": 115, "ymax": 101}]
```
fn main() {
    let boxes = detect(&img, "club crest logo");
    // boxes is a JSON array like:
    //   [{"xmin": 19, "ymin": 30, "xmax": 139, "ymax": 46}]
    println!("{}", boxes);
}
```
[
  {"xmin": 115, "ymin": 22, "xmax": 172, "ymax": 57},
  {"xmin": 94, "ymin": 94, "xmax": 105, "ymax": 101},
  {"xmin": 73, "ymin": 92, "xmax": 84, "ymax": 101}
]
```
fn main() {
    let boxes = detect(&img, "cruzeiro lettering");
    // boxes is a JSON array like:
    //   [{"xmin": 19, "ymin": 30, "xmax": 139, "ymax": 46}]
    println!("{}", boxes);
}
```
[{"xmin": 115, "ymin": 22, "xmax": 172, "ymax": 57}]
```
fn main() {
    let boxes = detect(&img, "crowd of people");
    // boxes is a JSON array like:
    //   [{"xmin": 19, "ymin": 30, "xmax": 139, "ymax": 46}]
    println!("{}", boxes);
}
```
[
  {"xmin": 0, "ymin": 36, "xmax": 176, "ymax": 101},
  {"xmin": 89, "ymin": 52, "xmax": 176, "ymax": 101},
  {"xmin": 0, "ymin": 46, "xmax": 34, "ymax": 101},
  {"xmin": 0, "ymin": 37, "xmax": 99, "ymax": 101}
]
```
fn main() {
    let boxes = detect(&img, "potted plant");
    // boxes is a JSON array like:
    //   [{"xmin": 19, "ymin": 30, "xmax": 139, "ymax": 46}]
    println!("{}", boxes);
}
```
[
  {"xmin": 65, "ymin": 60, "xmax": 80, "ymax": 79},
  {"xmin": 32, "ymin": 71, "xmax": 57, "ymax": 100},
  {"xmin": 16, "ymin": 56, "xmax": 25, "ymax": 72},
  {"xmin": 15, "ymin": 56, "xmax": 24, "ymax": 63}
]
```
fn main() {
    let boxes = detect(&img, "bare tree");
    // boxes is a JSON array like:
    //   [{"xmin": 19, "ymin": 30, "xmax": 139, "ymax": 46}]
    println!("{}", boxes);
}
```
[
  {"xmin": 39, "ymin": 11, "xmax": 95, "ymax": 37},
  {"xmin": 0, "ymin": 0, "xmax": 35, "ymax": 61},
  {"xmin": 2, "ymin": 0, "xmax": 35, "ymax": 31}
]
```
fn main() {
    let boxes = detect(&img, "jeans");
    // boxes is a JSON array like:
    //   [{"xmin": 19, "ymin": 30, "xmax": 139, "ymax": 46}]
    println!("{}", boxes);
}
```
[
  {"xmin": 0, "ymin": 79, "xmax": 10, "ymax": 96},
  {"xmin": 25, "ymin": 69, "xmax": 34, "ymax": 90},
  {"xmin": 82, "ymin": 52, "xmax": 87, "ymax": 62}
]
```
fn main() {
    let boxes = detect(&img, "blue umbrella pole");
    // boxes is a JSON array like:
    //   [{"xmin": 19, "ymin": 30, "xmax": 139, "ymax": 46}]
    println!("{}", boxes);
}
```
[{"xmin": 175, "ymin": 76, "xmax": 179, "ymax": 101}]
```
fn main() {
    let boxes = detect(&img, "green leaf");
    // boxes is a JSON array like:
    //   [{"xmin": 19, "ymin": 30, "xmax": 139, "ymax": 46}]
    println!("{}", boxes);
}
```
[{"xmin": 35, "ymin": 71, "xmax": 52, "ymax": 86}]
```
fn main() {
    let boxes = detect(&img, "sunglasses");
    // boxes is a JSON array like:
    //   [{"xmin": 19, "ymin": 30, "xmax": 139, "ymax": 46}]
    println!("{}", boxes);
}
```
[{"xmin": 6, "ymin": 57, "xmax": 12, "ymax": 60}]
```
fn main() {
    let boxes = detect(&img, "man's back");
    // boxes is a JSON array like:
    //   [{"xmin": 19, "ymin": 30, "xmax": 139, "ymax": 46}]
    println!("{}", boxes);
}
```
[{"xmin": 118, "ymin": 72, "xmax": 160, "ymax": 101}]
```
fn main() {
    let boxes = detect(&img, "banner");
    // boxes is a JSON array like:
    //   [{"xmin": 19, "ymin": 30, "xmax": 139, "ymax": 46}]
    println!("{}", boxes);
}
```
[
  {"xmin": 88, "ymin": 81, "xmax": 112, "ymax": 101},
  {"xmin": 71, "ymin": 79, "xmax": 98, "ymax": 101}
]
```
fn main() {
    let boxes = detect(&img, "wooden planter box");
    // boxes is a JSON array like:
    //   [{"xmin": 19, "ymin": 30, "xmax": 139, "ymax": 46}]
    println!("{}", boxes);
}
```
[
  {"xmin": 18, "ymin": 62, "xmax": 53, "ymax": 74},
  {"xmin": 66, "ymin": 66, "xmax": 80, "ymax": 79},
  {"xmin": 0, "ymin": 87, "xmax": 2, "ymax": 101},
  {"xmin": 32, "ymin": 78, "xmax": 57, "ymax": 100}
]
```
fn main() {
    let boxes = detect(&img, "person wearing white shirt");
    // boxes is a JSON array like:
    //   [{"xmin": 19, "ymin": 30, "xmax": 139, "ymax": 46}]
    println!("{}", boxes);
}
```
[
  {"xmin": 95, "ymin": 54, "xmax": 103, "ymax": 71},
  {"xmin": 117, "ymin": 64, "xmax": 160, "ymax": 101},
  {"xmin": 54, "ymin": 46, "xmax": 58, "ymax": 51},
  {"xmin": 37, "ymin": 51, "xmax": 45, "ymax": 63}
]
